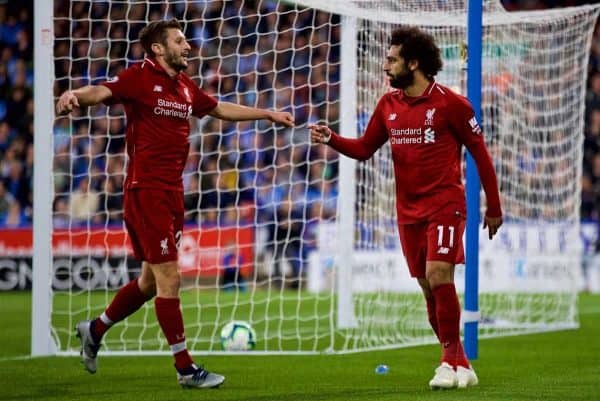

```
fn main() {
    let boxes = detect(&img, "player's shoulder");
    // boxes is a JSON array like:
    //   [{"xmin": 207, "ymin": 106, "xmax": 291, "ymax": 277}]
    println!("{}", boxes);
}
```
[
  {"xmin": 178, "ymin": 72, "xmax": 198, "ymax": 87},
  {"xmin": 377, "ymin": 89, "xmax": 402, "ymax": 107},
  {"xmin": 432, "ymin": 82, "xmax": 473, "ymax": 111},
  {"xmin": 123, "ymin": 61, "xmax": 145, "ymax": 74},
  {"xmin": 109, "ymin": 61, "xmax": 144, "ymax": 81},
  {"xmin": 371, "ymin": 91, "xmax": 397, "ymax": 116},
  {"xmin": 103, "ymin": 62, "xmax": 142, "ymax": 88},
  {"xmin": 382, "ymin": 89, "xmax": 402, "ymax": 100}
]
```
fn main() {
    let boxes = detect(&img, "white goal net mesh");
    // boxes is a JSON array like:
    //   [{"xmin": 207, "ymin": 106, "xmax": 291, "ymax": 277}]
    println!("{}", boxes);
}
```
[{"xmin": 48, "ymin": 0, "xmax": 599, "ymax": 354}]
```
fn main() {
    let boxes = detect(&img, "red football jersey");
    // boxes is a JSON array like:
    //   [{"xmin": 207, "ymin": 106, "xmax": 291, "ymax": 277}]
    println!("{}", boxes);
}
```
[
  {"xmin": 101, "ymin": 58, "xmax": 218, "ymax": 191},
  {"xmin": 329, "ymin": 81, "xmax": 501, "ymax": 224}
]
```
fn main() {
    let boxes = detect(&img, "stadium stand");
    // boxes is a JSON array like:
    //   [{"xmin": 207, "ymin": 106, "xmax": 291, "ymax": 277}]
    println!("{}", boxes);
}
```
[{"xmin": 0, "ymin": 0, "xmax": 597, "ymax": 232}]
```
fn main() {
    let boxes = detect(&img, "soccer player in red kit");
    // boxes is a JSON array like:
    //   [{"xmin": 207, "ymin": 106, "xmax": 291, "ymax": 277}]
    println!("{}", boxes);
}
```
[
  {"xmin": 56, "ymin": 19, "xmax": 294, "ymax": 389},
  {"xmin": 310, "ymin": 26, "xmax": 502, "ymax": 390}
]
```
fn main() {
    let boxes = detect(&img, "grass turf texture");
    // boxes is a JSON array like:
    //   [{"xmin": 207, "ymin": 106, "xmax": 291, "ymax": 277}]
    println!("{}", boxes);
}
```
[{"xmin": 1, "ymin": 291, "xmax": 598, "ymax": 401}]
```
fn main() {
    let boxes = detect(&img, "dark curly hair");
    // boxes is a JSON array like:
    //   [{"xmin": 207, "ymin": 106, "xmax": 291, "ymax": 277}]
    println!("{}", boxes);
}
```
[
  {"xmin": 390, "ymin": 26, "xmax": 443, "ymax": 79},
  {"xmin": 139, "ymin": 19, "xmax": 183, "ymax": 57}
]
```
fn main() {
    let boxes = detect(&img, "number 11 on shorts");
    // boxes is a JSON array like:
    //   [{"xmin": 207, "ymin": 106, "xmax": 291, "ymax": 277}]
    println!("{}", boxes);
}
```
[{"xmin": 437, "ymin": 225, "xmax": 455, "ymax": 248}]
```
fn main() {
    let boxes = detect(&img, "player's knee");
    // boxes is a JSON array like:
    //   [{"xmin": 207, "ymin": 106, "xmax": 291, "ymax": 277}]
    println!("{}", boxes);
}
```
[
  {"xmin": 138, "ymin": 276, "xmax": 157, "ymax": 298},
  {"xmin": 425, "ymin": 262, "xmax": 454, "ymax": 287},
  {"xmin": 151, "ymin": 261, "xmax": 181, "ymax": 297},
  {"xmin": 156, "ymin": 278, "xmax": 180, "ymax": 298},
  {"xmin": 417, "ymin": 278, "xmax": 432, "ymax": 297},
  {"xmin": 161, "ymin": 272, "xmax": 181, "ymax": 296}
]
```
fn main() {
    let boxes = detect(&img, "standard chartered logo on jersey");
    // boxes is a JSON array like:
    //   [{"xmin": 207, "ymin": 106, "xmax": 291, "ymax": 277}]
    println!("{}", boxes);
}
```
[
  {"xmin": 390, "ymin": 127, "xmax": 436, "ymax": 145},
  {"xmin": 154, "ymin": 98, "xmax": 192, "ymax": 119}
]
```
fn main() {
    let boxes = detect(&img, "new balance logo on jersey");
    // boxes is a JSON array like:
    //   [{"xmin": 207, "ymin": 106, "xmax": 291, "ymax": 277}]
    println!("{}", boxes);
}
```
[
  {"xmin": 425, "ymin": 108, "xmax": 436, "ymax": 126},
  {"xmin": 469, "ymin": 117, "xmax": 482, "ymax": 135},
  {"xmin": 388, "ymin": 113, "xmax": 397, "ymax": 121},
  {"xmin": 424, "ymin": 128, "xmax": 436, "ymax": 143},
  {"xmin": 153, "ymin": 85, "xmax": 163, "ymax": 92},
  {"xmin": 160, "ymin": 237, "xmax": 169, "ymax": 255},
  {"xmin": 437, "ymin": 247, "xmax": 450, "ymax": 255}
]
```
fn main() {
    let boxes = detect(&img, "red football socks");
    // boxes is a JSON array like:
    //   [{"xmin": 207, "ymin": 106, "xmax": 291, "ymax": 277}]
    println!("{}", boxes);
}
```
[
  {"xmin": 425, "ymin": 295, "xmax": 440, "ymax": 341},
  {"xmin": 92, "ymin": 279, "xmax": 152, "ymax": 342},
  {"xmin": 154, "ymin": 297, "xmax": 194, "ymax": 370},
  {"xmin": 432, "ymin": 283, "xmax": 470, "ymax": 369}
]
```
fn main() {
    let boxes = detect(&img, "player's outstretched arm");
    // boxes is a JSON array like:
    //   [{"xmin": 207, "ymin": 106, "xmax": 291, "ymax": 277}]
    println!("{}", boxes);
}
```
[
  {"xmin": 308, "ymin": 124, "xmax": 387, "ymax": 161},
  {"xmin": 209, "ymin": 101, "xmax": 294, "ymax": 127},
  {"xmin": 56, "ymin": 85, "xmax": 113, "ymax": 115}
]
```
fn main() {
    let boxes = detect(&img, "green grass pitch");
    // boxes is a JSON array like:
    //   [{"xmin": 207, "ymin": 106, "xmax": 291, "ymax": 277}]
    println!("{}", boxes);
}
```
[{"xmin": 1, "ymin": 291, "xmax": 598, "ymax": 401}]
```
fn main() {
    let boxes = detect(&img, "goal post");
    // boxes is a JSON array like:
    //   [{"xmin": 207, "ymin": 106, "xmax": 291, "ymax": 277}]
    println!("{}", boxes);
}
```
[
  {"xmin": 32, "ymin": 0, "xmax": 600, "ymax": 356},
  {"xmin": 32, "ymin": 0, "xmax": 56, "ymax": 356},
  {"xmin": 464, "ymin": 0, "xmax": 484, "ymax": 360},
  {"xmin": 336, "ymin": 14, "xmax": 358, "ymax": 329}
]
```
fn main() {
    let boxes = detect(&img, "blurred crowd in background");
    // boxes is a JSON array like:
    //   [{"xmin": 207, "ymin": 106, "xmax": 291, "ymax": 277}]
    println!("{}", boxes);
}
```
[
  {"xmin": 0, "ymin": 0, "xmax": 599, "ymax": 235},
  {"xmin": 0, "ymin": 1, "xmax": 33, "ymax": 227}
]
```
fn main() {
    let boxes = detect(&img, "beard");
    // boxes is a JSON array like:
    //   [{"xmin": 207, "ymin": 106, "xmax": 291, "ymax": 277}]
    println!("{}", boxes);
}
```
[
  {"xmin": 164, "ymin": 49, "xmax": 188, "ymax": 72},
  {"xmin": 388, "ymin": 69, "xmax": 414, "ymax": 90}
]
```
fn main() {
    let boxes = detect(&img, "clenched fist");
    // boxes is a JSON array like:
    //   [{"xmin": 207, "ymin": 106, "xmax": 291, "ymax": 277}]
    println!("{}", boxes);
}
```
[
  {"xmin": 56, "ymin": 91, "xmax": 80, "ymax": 115},
  {"xmin": 308, "ymin": 124, "xmax": 332, "ymax": 144}
]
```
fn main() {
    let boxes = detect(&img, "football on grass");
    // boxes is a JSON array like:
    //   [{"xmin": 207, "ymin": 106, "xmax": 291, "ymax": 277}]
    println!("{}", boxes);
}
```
[{"xmin": 220, "ymin": 321, "xmax": 256, "ymax": 351}]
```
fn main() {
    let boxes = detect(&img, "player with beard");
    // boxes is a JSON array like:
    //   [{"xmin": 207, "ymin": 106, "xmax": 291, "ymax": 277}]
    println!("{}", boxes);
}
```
[
  {"xmin": 56, "ymin": 19, "xmax": 294, "ymax": 389},
  {"xmin": 309, "ymin": 26, "xmax": 502, "ymax": 390}
]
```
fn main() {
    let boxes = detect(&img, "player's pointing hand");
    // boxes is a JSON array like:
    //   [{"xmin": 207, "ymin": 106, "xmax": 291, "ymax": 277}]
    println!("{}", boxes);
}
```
[
  {"xmin": 269, "ymin": 111, "xmax": 294, "ymax": 127},
  {"xmin": 308, "ymin": 124, "xmax": 332, "ymax": 144},
  {"xmin": 483, "ymin": 214, "xmax": 503, "ymax": 240},
  {"xmin": 56, "ymin": 90, "xmax": 80, "ymax": 115}
]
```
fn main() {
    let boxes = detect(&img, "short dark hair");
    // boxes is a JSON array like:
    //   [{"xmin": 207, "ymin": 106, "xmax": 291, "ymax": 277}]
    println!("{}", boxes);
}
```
[
  {"xmin": 390, "ymin": 26, "xmax": 443, "ymax": 78},
  {"xmin": 139, "ymin": 19, "xmax": 183, "ymax": 57}
]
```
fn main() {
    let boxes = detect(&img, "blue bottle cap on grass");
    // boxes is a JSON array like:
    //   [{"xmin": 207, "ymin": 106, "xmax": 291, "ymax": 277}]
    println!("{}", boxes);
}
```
[{"xmin": 375, "ymin": 364, "xmax": 389, "ymax": 374}]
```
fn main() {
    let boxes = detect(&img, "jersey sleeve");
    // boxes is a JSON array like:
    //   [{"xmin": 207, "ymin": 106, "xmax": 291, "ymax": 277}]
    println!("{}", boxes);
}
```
[
  {"xmin": 100, "ymin": 65, "xmax": 141, "ymax": 105},
  {"xmin": 191, "ymin": 85, "xmax": 218, "ymax": 118},
  {"xmin": 328, "ymin": 97, "xmax": 388, "ymax": 161},
  {"xmin": 448, "ymin": 95, "xmax": 502, "ymax": 218}
]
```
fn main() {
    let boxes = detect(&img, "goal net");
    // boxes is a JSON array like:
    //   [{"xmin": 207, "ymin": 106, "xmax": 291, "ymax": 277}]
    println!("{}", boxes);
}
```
[{"xmin": 40, "ymin": 0, "xmax": 599, "ymax": 355}]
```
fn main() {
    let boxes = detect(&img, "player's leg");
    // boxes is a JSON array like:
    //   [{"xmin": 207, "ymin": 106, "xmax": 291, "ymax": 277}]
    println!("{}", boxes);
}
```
[
  {"xmin": 75, "ymin": 263, "xmax": 155, "ymax": 373},
  {"xmin": 75, "ymin": 192, "xmax": 156, "ymax": 374},
  {"xmin": 416, "ymin": 278, "xmax": 439, "ymax": 340},
  {"xmin": 398, "ymin": 223, "xmax": 439, "ymax": 338},
  {"xmin": 427, "ymin": 268, "xmax": 478, "ymax": 390},
  {"xmin": 93, "ymin": 262, "xmax": 156, "ymax": 338},
  {"xmin": 138, "ymin": 261, "xmax": 157, "ymax": 294},
  {"xmin": 141, "ymin": 189, "xmax": 224, "ymax": 389},
  {"xmin": 397, "ymin": 222, "xmax": 455, "ymax": 389},
  {"xmin": 148, "ymin": 260, "xmax": 192, "ymax": 370},
  {"xmin": 425, "ymin": 209, "xmax": 476, "ymax": 389},
  {"xmin": 419, "ymin": 262, "xmax": 460, "ymax": 390},
  {"xmin": 149, "ymin": 260, "xmax": 224, "ymax": 388},
  {"xmin": 426, "ymin": 261, "xmax": 470, "ymax": 372}
]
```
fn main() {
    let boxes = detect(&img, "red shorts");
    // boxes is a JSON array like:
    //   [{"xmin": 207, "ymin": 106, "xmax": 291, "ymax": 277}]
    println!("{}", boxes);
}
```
[
  {"xmin": 397, "ymin": 205, "xmax": 466, "ymax": 278},
  {"xmin": 123, "ymin": 188, "xmax": 184, "ymax": 264}
]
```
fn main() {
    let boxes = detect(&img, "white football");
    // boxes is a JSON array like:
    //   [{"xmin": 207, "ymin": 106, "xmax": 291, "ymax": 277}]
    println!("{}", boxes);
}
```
[{"xmin": 220, "ymin": 321, "xmax": 256, "ymax": 351}]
